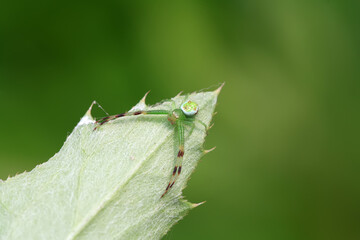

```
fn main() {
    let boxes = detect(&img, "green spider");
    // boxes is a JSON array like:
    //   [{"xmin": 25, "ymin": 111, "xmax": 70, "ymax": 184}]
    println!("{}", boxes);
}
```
[{"xmin": 94, "ymin": 99, "xmax": 207, "ymax": 198}]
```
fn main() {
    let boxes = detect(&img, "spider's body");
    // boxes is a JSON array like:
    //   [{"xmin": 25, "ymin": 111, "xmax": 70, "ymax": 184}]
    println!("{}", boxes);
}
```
[
  {"xmin": 167, "ymin": 109, "xmax": 186, "ymax": 125},
  {"xmin": 94, "ymin": 100, "xmax": 206, "ymax": 198}
]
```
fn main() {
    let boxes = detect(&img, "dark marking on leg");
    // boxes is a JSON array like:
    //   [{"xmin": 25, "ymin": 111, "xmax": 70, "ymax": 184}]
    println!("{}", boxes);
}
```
[
  {"xmin": 178, "ymin": 166, "xmax": 182, "ymax": 174},
  {"xmin": 116, "ymin": 113, "xmax": 125, "ymax": 117},
  {"xmin": 134, "ymin": 111, "xmax": 142, "ymax": 115},
  {"xmin": 161, "ymin": 183, "xmax": 171, "ymax": 198},
  {"xmin": 172, "ymin": 166, "xmax": 178, "ymax": 176},
  {"xmin": 177, "ymin": 149, "xmax": 184, "ymax": 158},
  {"xmin": 96, "ymin": 116, "xmax": 109, "ymax": 124}
]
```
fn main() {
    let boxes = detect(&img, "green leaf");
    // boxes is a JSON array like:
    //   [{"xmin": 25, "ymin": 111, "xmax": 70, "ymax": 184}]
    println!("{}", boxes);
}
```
[{"xmin": 0, "ymin": 86, "xmax": 223, "ymax": 240}]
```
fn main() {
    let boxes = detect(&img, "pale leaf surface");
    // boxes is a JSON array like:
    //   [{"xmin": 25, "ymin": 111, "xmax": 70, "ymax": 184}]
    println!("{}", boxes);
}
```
[{"xmin": 0, "ymin": 87, "xmax": 222, "ymax": 240}]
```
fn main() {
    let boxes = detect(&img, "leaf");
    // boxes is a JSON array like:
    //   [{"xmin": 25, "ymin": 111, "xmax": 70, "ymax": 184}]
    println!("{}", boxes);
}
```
[{"xmin": 0, "ymin": 85, "xmax": 223, "ymax": 240}]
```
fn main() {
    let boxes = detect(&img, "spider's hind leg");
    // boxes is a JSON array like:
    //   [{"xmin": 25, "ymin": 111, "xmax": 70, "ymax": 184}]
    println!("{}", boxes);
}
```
[{"xmin": 161, "ymin": 121, "xmax": 185, "ymax": 198}]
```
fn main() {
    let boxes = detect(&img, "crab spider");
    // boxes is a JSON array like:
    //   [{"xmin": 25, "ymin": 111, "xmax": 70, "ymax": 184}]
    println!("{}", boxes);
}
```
[{"xmin": 94, "ymin": 100, "xmax": 207, "ymax": 198}]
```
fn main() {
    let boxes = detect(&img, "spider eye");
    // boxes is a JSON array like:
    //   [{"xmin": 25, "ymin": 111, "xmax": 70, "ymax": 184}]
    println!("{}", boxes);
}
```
[{"xmin": 180, "ymin": 101, "xmax": 199, "ymax": 116}]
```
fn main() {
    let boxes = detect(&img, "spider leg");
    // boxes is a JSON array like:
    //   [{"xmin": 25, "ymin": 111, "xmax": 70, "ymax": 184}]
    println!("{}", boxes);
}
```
[
  {"xmin": 183, "ymin": 118, "xmax": 207, "ymax": 132},
  {"xmin": 193, "ymin": 119, "xmax": 207, "ymax": 130},
  {"xmin": 183, "ymin": 120, "xmax": 196, "ymax": 137},
  {"xmin": 161, "ymin": 121, "xmax": 185, "ymax": 198},
  {"xmin": 94, "ymin": 110, "xmax": 170, "ymax": 130}
]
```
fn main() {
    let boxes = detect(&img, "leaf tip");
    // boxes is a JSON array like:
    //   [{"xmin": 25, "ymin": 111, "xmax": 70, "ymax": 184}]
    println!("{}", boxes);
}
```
[
  {"xmin": 140, "ymin": 90, "xmax": 151, "ymax": 105},
  {"xmin": 203, "ymin": 146, "xmax": 216, "ymax": 154},
  {"xmin": 176, "ymin": 91, "xmax": 183, "ymax": 97},
  {"xmin": 133, "ymin": 91, "xmax": 151, "ymax": 110},
  {"xmin": 78, "ymin": 101, "xmax": 96, "ymax": 126},
  {"xmin": 214, "ymin": 82, "xmax": 225, "ymax": 95},
  {"xmin": 192, "ymin": 201, "xmax": 206, "ymax": 208}
]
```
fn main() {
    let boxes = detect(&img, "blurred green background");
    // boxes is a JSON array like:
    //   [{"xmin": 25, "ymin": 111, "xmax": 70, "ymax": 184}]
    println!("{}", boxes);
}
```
[{"xmin": 1, "ymin": 0, "xmax": 359, "ymax": 239}]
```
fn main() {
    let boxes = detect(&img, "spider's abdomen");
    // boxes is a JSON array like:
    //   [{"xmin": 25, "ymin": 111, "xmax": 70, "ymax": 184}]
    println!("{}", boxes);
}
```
[{"xmin": 181, "ymin": 101, "xmax": 199, "ymax": 116}]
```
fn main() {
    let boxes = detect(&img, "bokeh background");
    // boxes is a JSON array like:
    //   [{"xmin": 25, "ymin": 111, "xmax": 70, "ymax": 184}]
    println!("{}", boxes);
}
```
[{"xmin": 1, "ymin": 1, "xmax": 359, "ymax": 239}]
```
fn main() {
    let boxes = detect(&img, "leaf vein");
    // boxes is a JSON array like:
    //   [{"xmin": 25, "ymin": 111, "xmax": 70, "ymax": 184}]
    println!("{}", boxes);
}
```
[{"xmin": 66, "ymin": 130, "xmax": 173, "ymax": 240}]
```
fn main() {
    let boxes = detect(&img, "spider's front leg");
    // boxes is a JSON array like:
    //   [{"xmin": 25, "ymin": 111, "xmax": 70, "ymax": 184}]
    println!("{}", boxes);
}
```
[
  {"xmin": 93, "ymin": 110, "xmax": 170, "ymax": 130},
  {"xmin": 161, "ymin": 121, "xmax": 185, "ymax": 198},
  {"xmin": 183, "ymin": 117, "xmax": 207, "ymax": 137}
]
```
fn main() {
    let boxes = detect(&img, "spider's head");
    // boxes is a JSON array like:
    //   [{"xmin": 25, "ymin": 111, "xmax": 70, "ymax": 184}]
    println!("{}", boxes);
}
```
[{"xmin": 180, "ymin": 100, "xmax": 199, "ymax": 117}]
